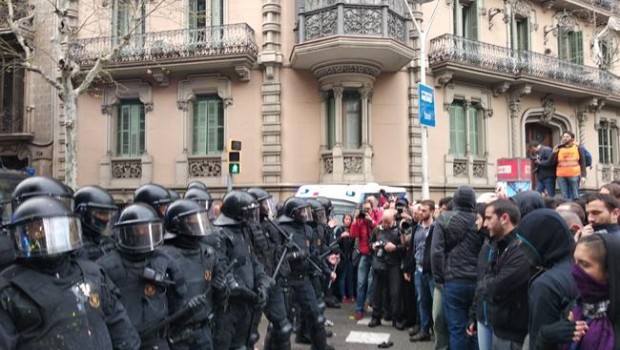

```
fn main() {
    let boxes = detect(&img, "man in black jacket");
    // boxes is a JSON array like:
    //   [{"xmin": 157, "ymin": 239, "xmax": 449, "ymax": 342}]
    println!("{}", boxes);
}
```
[
  {"xmin": 431, "ymin": 186, "xmax": 483, "ymax": 350},
  {"xmin": 529, "ymin": 141, "xmax": 556, "ymax": 197},
  {"xmin": 481, "ymin": 199, "xmax": 533, "ymax": 349}
]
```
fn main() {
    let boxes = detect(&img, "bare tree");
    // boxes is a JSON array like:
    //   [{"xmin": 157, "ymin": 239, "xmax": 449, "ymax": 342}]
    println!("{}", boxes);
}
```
[{"xmin": 1, "ymin": 0, "xmax": 172, "ymax": 188}]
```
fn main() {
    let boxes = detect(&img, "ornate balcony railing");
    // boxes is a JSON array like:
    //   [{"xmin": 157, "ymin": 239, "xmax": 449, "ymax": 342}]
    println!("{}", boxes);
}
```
[
  {"xmin": 296, "ymin": 1, "xmax": 409, "ymax": 44},
  {"xmin": 429, "ymin": 34, "xmax": 620, "ymax": 96},
  {"xmin": 583, "ymin": 0, "xmax": 620, "ymax": 13},
  {"xmin": 71, "ymin": 23, "xmax": 258, "ymax": 67}
]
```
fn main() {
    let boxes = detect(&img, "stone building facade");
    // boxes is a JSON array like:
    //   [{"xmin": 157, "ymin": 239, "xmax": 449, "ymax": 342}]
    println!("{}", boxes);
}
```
[{"xmin": 61, "ymin": 0, "xmax": 620, "ymax": 201}]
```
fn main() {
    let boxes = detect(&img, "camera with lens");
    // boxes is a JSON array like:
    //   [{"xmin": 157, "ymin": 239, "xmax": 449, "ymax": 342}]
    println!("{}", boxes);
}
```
[{"xmin": 375, "ymin": 240, "xmax": 386, "ymax": 257}]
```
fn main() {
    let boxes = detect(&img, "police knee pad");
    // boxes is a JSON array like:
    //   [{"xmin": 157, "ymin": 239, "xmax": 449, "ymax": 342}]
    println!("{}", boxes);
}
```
[
  {"xmin": 276, "ymin": 320, "xmax": 293, "ymax": 336},
  {"xmin": 248, "ymin": 332, "xmax": 260, "ymax": 345},
  {"xmin": 316, "ymin": 314, "xmax": 325, "ymax": 325}
]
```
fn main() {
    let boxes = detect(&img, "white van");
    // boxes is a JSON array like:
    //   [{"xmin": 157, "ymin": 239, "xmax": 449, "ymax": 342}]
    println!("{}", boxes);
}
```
[{"xmin": 295, "ymin": 183, "xmax": 408, "ymax": 224}]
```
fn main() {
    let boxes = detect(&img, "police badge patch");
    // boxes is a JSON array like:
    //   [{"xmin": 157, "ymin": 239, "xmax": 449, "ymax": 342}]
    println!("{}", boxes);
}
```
[
  {"xmin": 144, "ymin": 283, "xmax": 156, "ymax": 297},
  {"xmin": 204, "ymin": 270, "xmax": 212, "ymax": 282},
  {"xmin": 89, "ymin": 293, "xmax": 101, "ymax": 308}
]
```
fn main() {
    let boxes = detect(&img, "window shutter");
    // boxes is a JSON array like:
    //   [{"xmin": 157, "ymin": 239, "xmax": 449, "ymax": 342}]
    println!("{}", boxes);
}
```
[
  {"xmin": 117, "ymin": 105, "xmax": 129, "ymax": 156},
  {"xmin": 465, "ymin": 2, "xmax": 478, "ymax": 40},
  {"xmin": 129, "ymin": 104, "xmax": 141, "ymax": 156},
  {"xmin": 344, "ymin": 92, "xmax": 361, "ymax": 149},
  {"xmin": 211, "ymin": 0, "xmax": 223, "ymax": 26},
  {"xmin": 189, "ymin": 0, "xmax": 198, "ymax": 29},
  {"xmin": 558, "ymin": 29, "xmax": 569, "ymax": 61},
  {"xmin": 193, "ymin": 100, "xmax": 207, "ymax": 155},
  {"xmin": 206, "ymin": 99, "xmax": 219, "ymax": 154},
  {"xmin": 468, "ymin": 105, "xmax": 479, "ymax": 157},
  {"xmin": 573, "ymin": 31, "xmax": 584, "ymax": 65},
  {"xmin": 450, "ymin": 103, "xmax": 466, "ymax": 156},
  {"xmin": 598, "ymin": 128, "xmax": 606, "ymax": 164}
]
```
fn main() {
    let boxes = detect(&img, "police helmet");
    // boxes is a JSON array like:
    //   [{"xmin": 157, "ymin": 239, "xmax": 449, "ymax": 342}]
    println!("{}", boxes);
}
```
[
  {"xmin": 164, "ymin": 199, "xmax": 214, "ymax": 236},
  {"xmin": 74, "ymin": 186, "xmax": 118, "ymax": 238},
  {"xmin": 7, "ymin": 196, "xmax": 83, "ymax": 258},
  {"xmin": 184, "ymin": 187, "xmax": 215, "ymax": 218},
  {"xmin": 316, "ymin": 197, "xmax": 333, "ymax": 217},
  {"xmin": 12, "ymin": 176, "xmax": 74, "ymax": 211},
  {"xmin": 248, "ymin": 188, "xmax": 277, "ymax": 220},
  {"xmin": 114, "ymin": 203, "xmax": 163, "ymax": 253},
  {"xmin": 133, "ymin": 184, "xmax": 172, "ymax": 218},
  {"xmin": 168, "ymin": 189, "xmax": 181, "ymax": 201},
  {"xmin": 214, "ymin": 190, "xmax": 259, "ymax": 226},
  {"xmin": 187, "ymin": 180, "xmax": 209, "ymax": 192},
  {"xmin": 277, "ymin": 197, "xmax": 313, "ymax": 224},
  {"xmin": 306, "ymin": 199, "xmax": 327, "ymax": 224}
]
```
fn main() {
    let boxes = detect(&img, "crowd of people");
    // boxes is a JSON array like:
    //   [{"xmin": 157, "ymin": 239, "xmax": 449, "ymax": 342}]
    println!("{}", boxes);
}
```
[{"xmin": 324, "ymin": 183, "xmax": 620, "ymax": 350}]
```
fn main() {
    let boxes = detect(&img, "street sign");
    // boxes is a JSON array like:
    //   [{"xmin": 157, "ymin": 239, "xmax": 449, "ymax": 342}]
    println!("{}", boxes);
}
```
[{"xmin": 418, "ymin": 83, "xmax": 436, "ymax": 127}]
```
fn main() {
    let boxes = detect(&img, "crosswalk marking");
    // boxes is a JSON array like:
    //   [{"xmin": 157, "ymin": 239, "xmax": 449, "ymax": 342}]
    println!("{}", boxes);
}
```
[
  {"xmin": 357, "ymin": 317, "xmax": 371, "ymax": 326},
  {"xmin": 345, "ymin": 330, "xmax": 391, "ymax": 344}
]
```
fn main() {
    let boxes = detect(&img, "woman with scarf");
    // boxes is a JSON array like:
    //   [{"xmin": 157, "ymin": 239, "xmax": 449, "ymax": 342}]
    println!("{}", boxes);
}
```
[{"xmin": 537, "ymin": 233, "xmax": 620, "ymax": 349}]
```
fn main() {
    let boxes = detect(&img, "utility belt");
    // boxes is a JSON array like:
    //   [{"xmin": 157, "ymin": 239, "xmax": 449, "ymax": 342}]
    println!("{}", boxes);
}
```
[{"xmin": 168, "ymin": 317, "xmax": 213, "ymax": 344}]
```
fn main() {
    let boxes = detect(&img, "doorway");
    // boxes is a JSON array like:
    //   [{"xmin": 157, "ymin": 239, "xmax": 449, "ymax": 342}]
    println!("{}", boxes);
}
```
[{"xmin": 525, "ymin": 123, "xmax": 554, "ymax": 189}]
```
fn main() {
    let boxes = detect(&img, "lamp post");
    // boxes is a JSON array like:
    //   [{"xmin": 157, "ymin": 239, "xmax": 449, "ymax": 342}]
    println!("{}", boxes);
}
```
[{"xmin": 401, "ymin": 0, "xmax": 440, "ymax": 199}]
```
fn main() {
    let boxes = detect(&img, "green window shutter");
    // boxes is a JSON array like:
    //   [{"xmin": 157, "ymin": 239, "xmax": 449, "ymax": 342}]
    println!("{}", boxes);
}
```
[
  {"xmin": 211, "ymin": 0, "xmax": 223, "ymax": 26},
  {"xmin": 189, "ymin": 0, "xmax": 198, "ymax": 29},
  {"xmin": 449, "ymin": 103, "xmax": 466, "ymax": 156},
  {"xmin": 344, "ymin": 91, "xmax": 361, "ymax": 149},
  {"xmin": 468, "ymin": 105, "xmax": 479, "ymax": 157},
  {"xmin": 598, "ymin": 128, "xmax": 606, "ymax": 164},
  {"xmin": 129, "ymin": 104, "xmax": 142, "ymax": 157},
  {"xmin": 117, "ymin": 105, "xmax": 129, "ymax": 156},
  {"xmin": 216, "ymin": 100, "xmax": 224, "ymax": 152},
  {"xmin": 206, "ymin": 99, "xmax": 219, "ymax": 154},
  {"xmin": 558, "ymin": 30, "xmax": 569, "ymax": 61},
  {"xmin": 517, "ymin": 19, "xmax": 530, "ymax": 51},
  {"xmin": 465, "ymin": 2, "xmax": 478, "ymax": 40},
  {"xmin": 611, "ymin": 128, "xmax": 618, "ymax": 164},
  {"xmin": 573, "ymin": 31, "xmax": 584, "ymax": 65},
  {"xmin": 193, "ymin": 100, "xmax": 208, "ymax": 155}
]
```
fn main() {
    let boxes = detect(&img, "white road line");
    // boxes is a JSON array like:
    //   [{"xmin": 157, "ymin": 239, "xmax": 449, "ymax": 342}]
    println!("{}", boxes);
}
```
[
  {"xmin": 357, "ymin": 317, "xmax": 371, "ymax": 326},
  {"xmin": 345, "ymin": 330, "xmax": 391, "ymax": 344}
]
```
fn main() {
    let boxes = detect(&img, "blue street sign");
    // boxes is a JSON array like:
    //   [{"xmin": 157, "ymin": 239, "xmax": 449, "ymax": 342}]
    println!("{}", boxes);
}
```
[{"xmin": 418, "ymin": 83, "xmax": 436, "ymax": 127}]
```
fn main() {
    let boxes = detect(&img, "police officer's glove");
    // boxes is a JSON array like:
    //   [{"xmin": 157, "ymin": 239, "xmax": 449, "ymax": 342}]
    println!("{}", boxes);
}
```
[
  {"xmin": 538, "ymin": 319, "xmax": 577, "ymax": 346},
  {"xmin": 188, "ymin": 294, "xmax": 208, "ymax": 310},
  {"xmin": 279, "ymin": 258, "xmax": 291, "ymax": 277},
  {"xmin": 286, "ymin": 250, "xmax": 307, "ymax": 261},
  {"xmin": 257, "ymin": 286, "xmax": 269, "ymax": 309},
  {"xmin": 225, "ymin": 274, "xmax": 240, "ymax": 291},
  {"xmin": 212, "ymin": 273, "xmax": 226, "ymax": 291}
]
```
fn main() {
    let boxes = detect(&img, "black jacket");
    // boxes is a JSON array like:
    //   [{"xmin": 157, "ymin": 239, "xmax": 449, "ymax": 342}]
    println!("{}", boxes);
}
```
[
  {"xmin": 431, "ymin": 186, "xmax": 484, "ymax": 284},
  {"xmin": 370, "ymin": 224, "xmax": 405, "ymax": 268},
  {"xmin": 512, "ymin": 191, "xmax": 544, "ymax": 217},
  {"xmin": 481, "ymin": 229, "xmax": 534, "ymax": 343},
  {"xmin": 518, "ymin": 209, "xmax": 577, "ymax": 350},
  {"xmin": 534, "ymin": 145, "xmax": 556, "ymax": 179},
  {"xmin": 469, "ymin": 230, "xmax": 492, "ymax": 327}
]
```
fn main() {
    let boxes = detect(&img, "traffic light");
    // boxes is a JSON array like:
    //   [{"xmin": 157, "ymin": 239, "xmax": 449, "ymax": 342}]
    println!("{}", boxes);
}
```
[{"xmin": 228, "ymin": 139, "xmax": 241, "ymax": 175}]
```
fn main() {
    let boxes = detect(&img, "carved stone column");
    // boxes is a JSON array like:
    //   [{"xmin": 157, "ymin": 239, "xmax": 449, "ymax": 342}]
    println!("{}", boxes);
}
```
[
  {"xmin": 332, "ymin": 87, "xmax": 345, "ymax": 182},
  {"xmin": 320, "ymin": 91, "xmax": 329, "ymax": 149},
  {"xmin": 508, "ymin": 85, "xmax": 531, "ymax": 157},
  {"xmin": 259, "ymin": 0, "xmax": 284, "ymax": 184},
  {"xmin": 360, "ymin": 87, "xmax": 371, "ymax": 146}
]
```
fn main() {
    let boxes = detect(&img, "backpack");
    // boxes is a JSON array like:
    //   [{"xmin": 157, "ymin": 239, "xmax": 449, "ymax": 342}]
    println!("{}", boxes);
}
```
[{"xmin": 579, "ymin": 145, "xmax": 593, "ymax": 168}]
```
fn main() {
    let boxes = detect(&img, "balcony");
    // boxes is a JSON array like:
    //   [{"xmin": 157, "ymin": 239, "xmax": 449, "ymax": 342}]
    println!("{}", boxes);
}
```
[
  {"xmin": 532, "ymin": 0, "xmax": 619, "ymax": 24},
  {"xmin": 290, "ymin": 0, "xmax": 416, "ymax": 76},
  {"xmin": 72, "ymin": 23, "xmax": 258, "ymax": 82},
  {"xmin": 429, "ymin": 34, "xmax": 620, "ymax": 104}
]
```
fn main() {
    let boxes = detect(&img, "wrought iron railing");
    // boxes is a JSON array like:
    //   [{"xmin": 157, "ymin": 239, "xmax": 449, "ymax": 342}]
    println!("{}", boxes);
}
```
[
  {"xmin": 296, "ymin": 1, "xmax": 409, "ymax": 44},
  {"xmin": 588, "ymin": 0, "xmax": 620, "ymax": 13},
  {"xmin": 429, "ymin": 34, "xmax": 620, "ymax": 96},
  {"xmin": 71, "ymin": 23, "xmax": 258, "ymax": 67}
]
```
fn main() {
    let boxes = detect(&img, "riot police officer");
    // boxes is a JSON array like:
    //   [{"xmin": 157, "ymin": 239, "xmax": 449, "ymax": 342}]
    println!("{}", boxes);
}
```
[
  {"xmin": 212, "ymin": 190, "xmax": 272, "ymax": 350},
  {"xmin": 247, "ymin": 187, "xmax": 292, "ymax": 350},
  {"xmin": 133, "ymin": 184, "xmax": 173, "ymax": 218},
  {"xmin": 73, "ymin": 186, "xmax": 118, "ymax": 261},
  {"xmin": 11, "ymin": 175, "xmax": 74, "ymax": 210},
  {"xmin": 184, "ymin": 187, "xmax": 216, "ymax": 220},
  {"xmin": 163, "ymin": 199, "xmax": 229, "ymax": 350},
  {"xmin": 0, "ymin": 196, "xmax": 141, "ymax": 349},
  {"xmin": 97, "ymin": 203, "xmax": 188, "ymax": 350},
  {"xmin": 278, "ymin": 197, "xmax": 334, "ymax": 350}
]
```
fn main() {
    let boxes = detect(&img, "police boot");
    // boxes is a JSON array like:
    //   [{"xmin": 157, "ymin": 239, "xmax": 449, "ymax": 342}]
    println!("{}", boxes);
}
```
[
  {"xmin": 264, "ymin": 324, "xmax": 275, "ymax": 350},
  {"xmin": 273, "ymin": 320, "xmax": 293, "ymax": 350},
  {"xmin": 309, "ymin": 321, "xmax": 333, "ymax": 350}
]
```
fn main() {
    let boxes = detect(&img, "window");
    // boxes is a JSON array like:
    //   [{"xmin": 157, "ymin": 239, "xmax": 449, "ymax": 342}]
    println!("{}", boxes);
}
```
[
  {"xmin": 449, "ymin": 101, "xmax": 483, "ymax": 157},
  {"xmin": 117, "ymin": 101, "xmax": 145, "ymax": 157},
  {"xmin": 0, "ymin": 59, "xmax": 24, "ymax": 133},
  {"xmin": 558, "ymin": 30, "xmax": 583, "ymax": 65},
  {"xmin": 598, "ymin": 121, "xmax": 618, "ymax": 165},
  {"xmin": 189, "ymin": 0, "xmax": 223, "ymax": 28},
  {"xmin": 515, "ymin": 17, "xmax": 530, "ymax": 51},
  {"xmin": 326, "ymin": 90, "xmax": 362, "ymax": 150},
  {"xmin": 454, "ymin": 1, "xmax": 478, "ymax": 40},
  {"xmin": 598, "ymin": 38, "xmax": 615, "ymax": 70},
  {"xmin": 192, "ymin": 95, "xmax": 224, "ymax": 155},
  {"xmin": 113, "ymin": 0, "xmax": 145, "ymax": 44}
]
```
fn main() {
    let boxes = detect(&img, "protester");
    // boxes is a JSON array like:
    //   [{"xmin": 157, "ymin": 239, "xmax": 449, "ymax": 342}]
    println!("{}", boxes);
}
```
[
  {"xmin": 554, "ymin": 131, "xmax": 587, "ymax": 200},
  {"xmin": 600, "ymin": 183, "xmax": 620, "ymax": 200},
  {"xmin": 351, "ymin": 200, "xmax": 378, "ymax": 320},
  {"xmin": 336, "ymin": 213, "xmax": 355, "ymax": 304},
  {"xmin": 529, "ymin": 141, "xmax": 556, "ymax": 197},
  {"xmin": 580, "ymin": 193, "xmax": 620, "ymax": 238}
]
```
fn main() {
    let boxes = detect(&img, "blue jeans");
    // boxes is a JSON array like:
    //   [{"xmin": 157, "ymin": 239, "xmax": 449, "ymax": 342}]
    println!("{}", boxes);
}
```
[
  {"xmin": 355, "ymin": 255, "xmax": 374, "ymax": 312},
  {"xmin": 338, "ymin": 260, "xmax": 354, "ymax": 299},
  {"xmin": 557, "ymin": 176, "xmax": 580, "ymax": 200},
  {"xmin": 443, "ymin": 280, "xmax": 478, "ymax": 350},
  {"xmin": 477, "ymin": 321, "xmax": 493, "ymax": 350},
  {"xmin": 535, "ymin": 177, "xmax": 556, "ymax": 197},
  {"xmin": 414, "ymin": 270, "xmax": 434, "ymax": 334}
]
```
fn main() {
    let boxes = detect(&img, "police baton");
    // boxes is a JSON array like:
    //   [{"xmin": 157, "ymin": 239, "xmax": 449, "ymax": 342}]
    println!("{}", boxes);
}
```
[
  {"xmin": 139, "ymin": 257, "xmax": 240, "ymax": 340},
  {"xmin": 265, "ymin": 218, "xmax": 324, "ymax": 275}
]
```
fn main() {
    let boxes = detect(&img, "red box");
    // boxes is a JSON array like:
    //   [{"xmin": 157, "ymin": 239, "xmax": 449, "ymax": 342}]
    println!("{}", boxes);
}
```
[{"xmin": 497, "ymin": 158, "xmax": 531, "ymax": 181}]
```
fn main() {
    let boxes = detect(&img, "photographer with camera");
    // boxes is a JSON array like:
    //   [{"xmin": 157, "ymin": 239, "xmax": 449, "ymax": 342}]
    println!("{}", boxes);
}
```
[
  {"xmin": 350, "ymin": 200, "xmax": 379, "ymax": 320},
  {"xmin": 368, "ymin": 209, "xmax": 407, "ymax": 330}
]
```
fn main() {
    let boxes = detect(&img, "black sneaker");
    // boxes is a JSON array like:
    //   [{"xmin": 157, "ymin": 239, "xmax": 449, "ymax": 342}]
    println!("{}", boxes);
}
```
[
  {"xmin": 392, "ymin": 321, "xmax": 406, "ymax": 331},
  {"xmin": 368, "ymin": 318, "xmax": 382, "ymax": 328},
  {"xmin": 408, "ymin": 325, "xmax": 420, "ymax": 336},
  {"xmin": 409, "ymin": 332, "xmax": 431, "ymax": 342}
]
